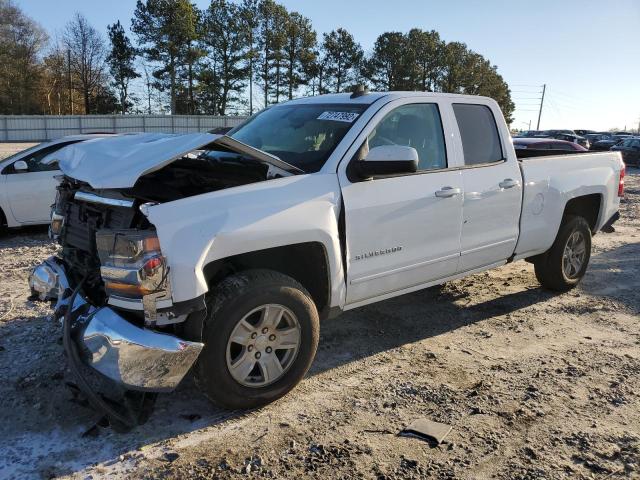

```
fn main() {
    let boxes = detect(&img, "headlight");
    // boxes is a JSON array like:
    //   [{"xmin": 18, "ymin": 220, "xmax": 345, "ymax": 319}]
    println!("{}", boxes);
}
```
[
  {"xmin": 96, "ymin": 229, "xmax": 168, "ymax": 298},
  {"xmin": 49, "ymin": 211, "xmax": 64, "ymax": 238}
]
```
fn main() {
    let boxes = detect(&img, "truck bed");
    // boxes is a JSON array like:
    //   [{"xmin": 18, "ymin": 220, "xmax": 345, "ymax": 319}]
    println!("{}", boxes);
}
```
[{"xmin": 513, "ymin": 151, "xmax": 623, "ymax": 259}]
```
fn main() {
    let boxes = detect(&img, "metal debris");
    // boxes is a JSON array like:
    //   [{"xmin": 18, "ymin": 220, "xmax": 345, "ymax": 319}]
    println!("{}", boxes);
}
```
[{"xmin": 400, "ymin": 418, "xmax": 452, "ymax": 444}]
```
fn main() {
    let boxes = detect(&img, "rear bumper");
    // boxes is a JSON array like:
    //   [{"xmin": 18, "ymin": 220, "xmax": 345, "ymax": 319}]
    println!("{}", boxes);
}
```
[{"xmin": 29, "ymin": 257, "xmax": 203, "ymax": 392}]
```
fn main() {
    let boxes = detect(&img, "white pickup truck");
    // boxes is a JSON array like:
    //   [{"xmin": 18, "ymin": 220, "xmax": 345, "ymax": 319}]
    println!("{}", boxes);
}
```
[{"xmin": 30, "ymin": 91, "xmax": 624, "ymax": 416}]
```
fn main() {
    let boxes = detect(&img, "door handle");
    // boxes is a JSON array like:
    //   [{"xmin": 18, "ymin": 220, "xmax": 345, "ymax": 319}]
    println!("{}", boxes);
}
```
[
  {"xmin": 435, "ymin": 186, "xmax": 461, "ymax": 198},
  {"xmin": 499, "ymin": 178, "xmax": 520, "ymax": 189}
]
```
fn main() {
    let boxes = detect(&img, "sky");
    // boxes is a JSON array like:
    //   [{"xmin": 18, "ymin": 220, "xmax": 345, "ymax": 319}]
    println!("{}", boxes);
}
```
[{"xmin": 18, "ymin": 0, "xmax": 640, "ymax": 131}]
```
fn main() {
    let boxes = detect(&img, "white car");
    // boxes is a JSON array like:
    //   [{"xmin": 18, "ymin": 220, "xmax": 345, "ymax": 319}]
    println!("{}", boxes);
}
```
[
  {"xmin": 30, "ymin": 92, "xmax": 624, "ymax": 420},
  {"xmin": 0, "ymin": 134, "xmax": 114, "ymax": 231}
]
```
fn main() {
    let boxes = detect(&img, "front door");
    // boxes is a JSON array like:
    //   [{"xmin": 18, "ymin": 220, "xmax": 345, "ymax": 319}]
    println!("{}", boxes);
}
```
[
  {"xmin": 340, "ymin": 101, "xmax": 463, "ymax": 306},
  {"xmin": 3, "ymin": 143, "xmax": 67, "ymax": 224}
]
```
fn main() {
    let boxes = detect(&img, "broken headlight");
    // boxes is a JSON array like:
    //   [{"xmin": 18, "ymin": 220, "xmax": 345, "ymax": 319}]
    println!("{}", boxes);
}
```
[{"xmin": 96, "ymin": 229, "xmax": 168, "ymax": 298}]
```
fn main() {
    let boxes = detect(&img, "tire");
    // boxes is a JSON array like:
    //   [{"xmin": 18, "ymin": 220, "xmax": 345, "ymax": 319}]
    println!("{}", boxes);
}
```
[
  {"xmin": 195, "ymin": 269, "xmax": 320, "ymax": 409},
  {"xmin": 0, "ymin": 208, "xmax": 6, "ymax": 236},
  {"xmin": 534, "ymin": 215, "xmax": 592, "ymax": 291}
]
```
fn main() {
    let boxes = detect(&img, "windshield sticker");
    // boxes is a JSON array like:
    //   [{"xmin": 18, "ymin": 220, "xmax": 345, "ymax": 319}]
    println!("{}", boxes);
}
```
[{"xmin": 317, "ymin": 111, "xmax": 360, "ymax": 123}]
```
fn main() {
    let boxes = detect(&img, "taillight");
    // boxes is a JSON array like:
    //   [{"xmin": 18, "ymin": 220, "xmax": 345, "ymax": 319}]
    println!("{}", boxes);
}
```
[{"xmin": 618, "ymin": 166, "xmax": 625, "ymax": 197}]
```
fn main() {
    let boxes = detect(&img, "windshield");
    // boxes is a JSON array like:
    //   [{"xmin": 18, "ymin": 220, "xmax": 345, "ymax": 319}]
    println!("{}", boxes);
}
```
[{"xmin": 229, "ymin": 103, "xmax": 368, "ymax": 173}]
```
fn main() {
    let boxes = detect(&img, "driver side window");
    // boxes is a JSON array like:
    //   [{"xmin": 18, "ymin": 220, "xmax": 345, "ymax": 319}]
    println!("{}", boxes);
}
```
[{"xmin": 367, "ymin": 103, "xmax": 447, "ymax": 171}]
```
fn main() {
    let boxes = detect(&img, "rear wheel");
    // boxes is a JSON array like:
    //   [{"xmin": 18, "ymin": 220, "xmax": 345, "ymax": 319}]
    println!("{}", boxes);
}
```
[
  {"xmin": 195, "ymin": 269, "xmax": 319, "ymax": 409},
  {"xmin": 534, "ymin": 215, "xmax": 592, "ymax": 291}
]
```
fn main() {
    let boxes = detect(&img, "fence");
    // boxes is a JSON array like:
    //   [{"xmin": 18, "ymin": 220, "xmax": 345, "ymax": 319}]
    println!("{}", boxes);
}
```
[{"xmin": 0, "ymin": 115, "xmax": 248, "ymax": 142}]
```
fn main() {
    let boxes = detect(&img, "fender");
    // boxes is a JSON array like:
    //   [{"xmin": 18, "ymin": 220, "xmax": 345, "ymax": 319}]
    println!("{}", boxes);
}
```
[{"xmin": 146, "ymin": 173, "xmax": 346, "ymax": 308}]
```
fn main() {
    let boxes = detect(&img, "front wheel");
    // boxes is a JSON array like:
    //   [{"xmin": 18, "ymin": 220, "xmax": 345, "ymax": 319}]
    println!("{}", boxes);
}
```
[
  {"xmin": 534, "ymin": 215, "xmax": 592, "ymax": 291},
  {"xmin": 195, "ymin": 269, "xmax": 319, "ymax": 409}
]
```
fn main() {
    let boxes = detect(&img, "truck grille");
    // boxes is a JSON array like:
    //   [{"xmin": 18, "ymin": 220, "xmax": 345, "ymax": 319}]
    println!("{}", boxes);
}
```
[{"xmin": 58, "ymin": 185, "xmax": 137, "ymax": 304}]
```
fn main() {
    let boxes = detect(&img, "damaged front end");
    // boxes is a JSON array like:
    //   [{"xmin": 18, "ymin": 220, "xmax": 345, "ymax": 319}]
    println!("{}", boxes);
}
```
[
  {"xmin": 30, "ymin": 178, "xmax": 205, "ymax": 392},
  {"xmin": 29, "ymin": 133, "xmax": 298, "ymax": 412},
  {"xmin": 30, "ymin": 257, "xmax": 203, "ymax": 391}
]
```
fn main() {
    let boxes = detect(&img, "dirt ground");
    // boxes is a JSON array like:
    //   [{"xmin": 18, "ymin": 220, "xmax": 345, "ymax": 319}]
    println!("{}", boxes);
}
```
[{"xmin": 0, "ymin": 143, "xmax": 638, "ymax": 479}]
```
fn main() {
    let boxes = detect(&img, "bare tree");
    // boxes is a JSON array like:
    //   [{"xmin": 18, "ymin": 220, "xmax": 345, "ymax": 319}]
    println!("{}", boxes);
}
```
[
  {"xmin": 63, "ymin": 13, "xmax": 107, "ymax": 113},
  {"xmin": 0, "ymin": 0, "xmax": 48, "ymax": 114}
]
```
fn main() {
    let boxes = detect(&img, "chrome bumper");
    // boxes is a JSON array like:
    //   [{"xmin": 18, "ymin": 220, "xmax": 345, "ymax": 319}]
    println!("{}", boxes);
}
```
[{"xmin": 28, "ymin": 257, "xmax": 204, "ymax": 392}]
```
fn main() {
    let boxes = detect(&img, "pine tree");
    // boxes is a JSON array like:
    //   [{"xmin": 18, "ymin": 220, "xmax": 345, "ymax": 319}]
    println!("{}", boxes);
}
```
[
  {"xmin": 282, "ymin": 11, "xmax": 316, "ymax": 100},
  {"xmin": 107, "ymin": 20, "xmax": 139, "ymax": 114},
  {"xmin": 132, "ymin": 0, "xmax": 199, "ymax": 114},
  {"xmin": 321, "ymin": 28, "xmax": 363, "ymax": 93},
  {"xmin": 200, "ymin": 0, "xmax": 248, "ymax": 114}
]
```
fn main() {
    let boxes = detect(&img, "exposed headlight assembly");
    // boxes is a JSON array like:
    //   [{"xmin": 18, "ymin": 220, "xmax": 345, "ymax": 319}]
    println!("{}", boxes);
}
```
[{"xmin": 95, "ymin": 229, "xmax": 168, "ymax": 298}]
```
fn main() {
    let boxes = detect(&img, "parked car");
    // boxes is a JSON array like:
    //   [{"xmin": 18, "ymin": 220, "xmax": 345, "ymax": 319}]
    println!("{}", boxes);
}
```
[
  {"xmin": 541, "ymin": 131, "xmax": 590, "ymax": 149},
  {"xmin": 29, "ymin": 92, "xmax": 624, "ymax": 418},
  {"xmin": 585, "ymin": 133, "xmax": 614, "ymax": 148},
  {"xmin": 513, "ymin": 137, "xmax": 588, "ymax": 152},
  {"xmin": 542, "ymin": 129, "xmax": 577, "ymax": 136},
  {"xmin": 574, "ymin": 129, "xmax": 596, "ymax": 136},
  {"xmin": 513, "ymin": 130, "xmax": 543, "ymax": 138},
  {"xmin": 591, "ymin": 134, "xmax": 631, "ymax": 151},
  {"xmin": 0, "ymin": 134, "xmax": 115, "ymax": 232},
  {"xmin": 610, "ymin": 137, "xmax": 640, "ymax": 166}
]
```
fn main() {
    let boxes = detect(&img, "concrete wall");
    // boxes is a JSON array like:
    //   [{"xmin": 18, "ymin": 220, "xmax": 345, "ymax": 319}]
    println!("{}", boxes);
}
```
[{"xmin": 0, "ymin": 115, "xmax": 248, "ymax": 141}]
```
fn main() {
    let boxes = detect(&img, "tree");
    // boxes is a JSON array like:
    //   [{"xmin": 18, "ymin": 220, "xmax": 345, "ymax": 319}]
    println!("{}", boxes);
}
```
[
  {"xmin": 365, "ymin": 31, "xmax": 411, "ymax": 91},
  {"xmin": 0, "ymin": 0, "xmax": 48, "ymax": 114},
  {"xmin": 132, "ymin": 0, "xmax": 199, "ymax": 114},
  {"xmin": 360, "ymin": 30, "xmax": 514, "ymax": 123},
  {"xmin": 63, "ymin": 13, "xmax": 107, "ymax": 114},
  {"xmin": 321, "ymin": 28, "xmax": 363, "ymax": 93},
  {"xmin": 239, "ymin": 0, "xmax": 259, "ymax": 114},
  {"xmin": 40, "ymin": 42, "xmax": 70, "ymax": 115},
  {"xmin": 107, "ymin": 21, "xmax": 139, "ymax": 114},
  {"xmin": 439, "ymin": 41, "xmax": 468, "ymax": 94},
  {"xmin": 406, "ymin": 28, "xmax": 443, "ymax": 92},
  {"xmin": 256, "ymin": 0, "xmax": 288, "ymax": 106},
  {"xmin": 282, "ymin": 11, "xmax": 316, "ymax": 100},
  {"xmin": 200, "ymin": 0, "xmax": 248, "ymax": 115}
]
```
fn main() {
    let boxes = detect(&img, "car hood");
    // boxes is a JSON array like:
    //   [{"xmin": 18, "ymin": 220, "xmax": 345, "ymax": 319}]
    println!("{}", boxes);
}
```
[{"xmin": 49, "ymin": 132, "xmax": 301, "ymax": 189}]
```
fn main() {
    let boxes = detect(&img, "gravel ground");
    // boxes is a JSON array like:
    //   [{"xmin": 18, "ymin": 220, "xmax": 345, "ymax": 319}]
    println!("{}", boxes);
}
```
[{"xmin": 0, "ymin": 143, "xmax": 638, "ymax": 479}]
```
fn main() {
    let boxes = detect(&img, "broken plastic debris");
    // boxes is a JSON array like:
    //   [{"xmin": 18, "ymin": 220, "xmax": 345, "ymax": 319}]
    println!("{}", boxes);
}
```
[{"xmin": 400, "ymin": 418, "xmax": 452, "ymax": 444}]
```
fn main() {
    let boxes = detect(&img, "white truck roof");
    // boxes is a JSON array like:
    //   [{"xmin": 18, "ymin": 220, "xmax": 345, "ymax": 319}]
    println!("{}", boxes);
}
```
[{"xmin": 285, "ymin": 91, "xmax": 496, "ymax": 106}]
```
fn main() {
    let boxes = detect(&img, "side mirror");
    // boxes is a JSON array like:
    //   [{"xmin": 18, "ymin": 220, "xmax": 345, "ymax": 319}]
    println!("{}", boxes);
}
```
[
  {"xmin": 354, "ymin": 145, "xmax": 419, "ymax": 178},
  {"xmin": 13, "ymin": 160, "xmax": 29, "ymax": 172}
]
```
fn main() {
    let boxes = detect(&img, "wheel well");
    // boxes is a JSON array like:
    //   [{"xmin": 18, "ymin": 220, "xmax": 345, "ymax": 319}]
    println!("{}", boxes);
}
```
[
  {"xmin": 203, "ymin": 242, "xmax": 331, "ymax": 316},
  {"xmin": 563, "ymin": 194, "xmax": 601, "ymax": 232}
]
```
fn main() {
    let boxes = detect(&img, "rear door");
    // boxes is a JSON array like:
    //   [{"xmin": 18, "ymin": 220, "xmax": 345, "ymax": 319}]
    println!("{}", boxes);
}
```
[
  {"xmin": 338, "ymin": 98, "xmax": 464, "ymax": 306},
  {"xmin": 451, "ymin": 102, "xmax": 523, "ymax": 272}
]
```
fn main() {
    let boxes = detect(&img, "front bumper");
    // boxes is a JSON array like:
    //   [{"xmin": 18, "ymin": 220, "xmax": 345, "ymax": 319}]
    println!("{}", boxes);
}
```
[{"xmin": 29, "ymin": 257, "xmax": 204, "ymax": 392}]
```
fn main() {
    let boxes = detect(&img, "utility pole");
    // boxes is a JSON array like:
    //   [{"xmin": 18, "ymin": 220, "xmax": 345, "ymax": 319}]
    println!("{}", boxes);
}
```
[
  {"xmin": 536, "ymin": 83, "xmax": 546, "ymax": 130},
  {"xmin": 67, "ymin": 49, "xmax": 73, "ymax": 115}
]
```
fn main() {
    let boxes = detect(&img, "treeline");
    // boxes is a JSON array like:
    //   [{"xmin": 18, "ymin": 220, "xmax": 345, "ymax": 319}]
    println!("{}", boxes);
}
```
[{"xmin": 0, "ymin": 0, "xmax": 514, "ymax": 121}]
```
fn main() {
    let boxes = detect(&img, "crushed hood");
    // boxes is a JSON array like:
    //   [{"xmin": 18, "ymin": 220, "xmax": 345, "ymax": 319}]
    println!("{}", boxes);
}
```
[{"xmin": 49, "ymin": 132, "xmax": 301, "ymax": 189}]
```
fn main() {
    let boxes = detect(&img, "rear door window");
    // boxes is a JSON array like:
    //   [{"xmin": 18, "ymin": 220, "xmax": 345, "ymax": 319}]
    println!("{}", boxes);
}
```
[{"xmin": 453, "ymin": 104, "xmax": 504, "ymax": 165}]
